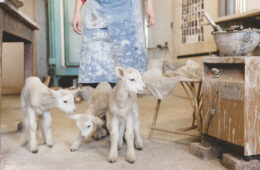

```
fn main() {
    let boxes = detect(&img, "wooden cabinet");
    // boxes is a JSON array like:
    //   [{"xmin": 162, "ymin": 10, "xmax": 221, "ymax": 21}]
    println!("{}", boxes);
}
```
[
  {"xmin": 48, "ymin": 0, "xmax": 85, "ymax": 86},
  {"xmin": 202, "ymin": 57, "xmax": 260, "ymax": 156}
]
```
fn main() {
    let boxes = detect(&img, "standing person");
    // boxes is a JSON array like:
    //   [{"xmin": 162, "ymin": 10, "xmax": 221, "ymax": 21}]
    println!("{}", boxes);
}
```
[{"xmin": 73, "ymin": 0, "xmax": 155, "ymax": 84}]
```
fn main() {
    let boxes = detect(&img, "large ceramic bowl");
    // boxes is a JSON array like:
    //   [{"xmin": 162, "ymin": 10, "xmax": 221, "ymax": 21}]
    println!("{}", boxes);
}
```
[
  {"xmin": 213, "ymin": 30, "xmax": 260, "ymax": 56},
  {"xmin": 252, "ymin": 43, "xmax": 260, "ymax": 56}
]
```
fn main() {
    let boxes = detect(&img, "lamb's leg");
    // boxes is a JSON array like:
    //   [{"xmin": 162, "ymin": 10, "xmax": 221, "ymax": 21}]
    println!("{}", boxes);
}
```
[
  {"xmin": 125, "ymin": 116, "xmax": 136, "ymax": 163},
  {"xmin": 22, "ymin": 106, "xmax": 28, "ymax": 132},
  {"xmin": 28, "ymin": 107, "xmax": 38, "ymax": 153},
  {"xmin": 43, "ymin": 112, "xmax": 53, "ymax": 147},
  {"xmin": 39, "ymin": 116, "xmax": 46, "ymax": 144},
  {"xmin": 108, "ymin": 117, "xmax": 119, "ymax": 163},
  {"xmin": 118, "ymin": 120, "xmax": 125, "ymax": 150},
  {"xmin": 133, "ymin": 117, "xmax": 143, "ymax": 150},
  {"xmin": 133, "ymin": 104, "xmax": 143, "ymax": 150},
  {"xmin": 22, "ymin": 110, "xmax": 29, "ymax": 146},
  {"xmin": 71, "ymin": 132, "xmax": 82, "ymax": 151}
]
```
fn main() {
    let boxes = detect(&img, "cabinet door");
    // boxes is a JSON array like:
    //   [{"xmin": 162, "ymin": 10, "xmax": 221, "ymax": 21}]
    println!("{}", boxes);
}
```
[
  {"xmin": 49, "ymin": 0, "xmax": 84, "ymax": 77},
  {"xmin": 63, "ymin": 0, "xmax": 85, "ymax": 67}
]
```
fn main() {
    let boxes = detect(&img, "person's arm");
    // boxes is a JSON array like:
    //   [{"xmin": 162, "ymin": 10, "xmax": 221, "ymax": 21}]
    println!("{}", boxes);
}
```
[
  {"xmin": 145, "ymin": 0, "xmax": 156, "ymax": 27},
  {"xmin": 72, "ymin": 0, "xmax": 84, "ymax": 34}
]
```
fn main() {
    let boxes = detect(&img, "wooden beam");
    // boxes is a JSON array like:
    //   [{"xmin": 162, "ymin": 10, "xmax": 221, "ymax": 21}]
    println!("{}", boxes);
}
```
[
  {"xmin": 209, "ymin": 9, "xmax": 260, "ymax": 24},
  {"xmin": 3, "ymin": 12, "xmax": 33, "ymax": 42},
  {"xmin": 0, "ymin": 0, "xmax": 39, "ymax": 29},
  {"xmin": 0, "ymin": 7, "xmax": 4, "ymax": 154}
]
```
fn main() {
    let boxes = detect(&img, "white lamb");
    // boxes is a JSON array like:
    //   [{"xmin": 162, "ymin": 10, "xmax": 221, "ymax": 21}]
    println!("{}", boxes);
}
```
[
  {"xmin": 69, "ymin": 82, "xmax": 112, "ymax": 151},
  {"xmin": 106, "ymin": 66, "xmax": 146, "ymax": 163},
  {"xmin": 21, "ymin": 77, "xmax": 76, "ymax": 153}
]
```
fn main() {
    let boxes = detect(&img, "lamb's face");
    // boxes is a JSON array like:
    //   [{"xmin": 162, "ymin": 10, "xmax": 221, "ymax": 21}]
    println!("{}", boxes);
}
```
[
  {"xmin": 115, "ymin": 67, "xmax": 146, "ymax": 94},
  {"xmin": 70, "ymin": 114, "xmax": 104, "ymax": 138},
  {"xmin": 77, "ymin": 119, "xmax": 94, "ymax": 138},
  {"xmin": 55, "ymin": 89, "xmax": 76, "ymax": 114}
]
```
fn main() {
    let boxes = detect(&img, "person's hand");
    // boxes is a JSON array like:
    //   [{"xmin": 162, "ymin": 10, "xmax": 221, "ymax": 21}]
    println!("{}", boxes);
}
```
[
  {"xmin": 146, "ymin": 1, "xmax": 155, "ymax": 27},
  {"xmin": 73, "ymin": 12, "xmax": 82, "ymax": 34}
]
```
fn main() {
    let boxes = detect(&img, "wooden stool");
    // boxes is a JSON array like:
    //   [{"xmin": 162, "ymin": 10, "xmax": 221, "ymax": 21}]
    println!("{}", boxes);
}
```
[{"xmin": 148, "ymin": 79, "xmax": 203, "ymax": 141}]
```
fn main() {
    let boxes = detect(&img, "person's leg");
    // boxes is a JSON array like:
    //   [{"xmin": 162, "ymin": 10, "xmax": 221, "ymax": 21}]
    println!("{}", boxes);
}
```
[{"xmin": 78, "ymin": 28, "xmax": 117, "ymax": 84}]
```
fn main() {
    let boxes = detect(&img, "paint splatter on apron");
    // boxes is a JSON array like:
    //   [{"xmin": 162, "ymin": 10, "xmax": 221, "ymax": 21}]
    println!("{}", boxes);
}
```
[{"xmin": 78, "ymin": 0, "xmax": 147, "ymax": 83}]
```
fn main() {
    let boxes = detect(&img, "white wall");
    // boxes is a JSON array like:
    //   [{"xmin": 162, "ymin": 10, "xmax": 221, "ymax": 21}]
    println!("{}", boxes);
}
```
[
  {"xmin": 148, "ymin": 0, "xmax": 173, "ymax": 53},
  {"xmin": 247, "ymin": 0, "xmax": 260, "ymax": 11},
  {"xmin": 2, "ymin": 43, "xmax": 24, "ymax": 94}
]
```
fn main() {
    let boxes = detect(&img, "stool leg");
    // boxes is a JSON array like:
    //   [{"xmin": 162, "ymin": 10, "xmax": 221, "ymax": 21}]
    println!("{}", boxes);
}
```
[
  {"xmin": 191, "ymin": 83, "xmax": 202, "ymax": 141},
  {"xmin": 148, "ymin": 99, "xmax": 161, "ymax": 139},
  {"xmin": 192, "ymin": 111, "xmax": 196, "ymax": 127}
]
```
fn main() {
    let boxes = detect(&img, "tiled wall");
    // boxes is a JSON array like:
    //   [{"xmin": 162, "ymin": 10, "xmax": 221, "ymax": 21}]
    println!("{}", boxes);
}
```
[{"xmin": 181, "ymin": 0, "xmax": 205, "ymax": 44}]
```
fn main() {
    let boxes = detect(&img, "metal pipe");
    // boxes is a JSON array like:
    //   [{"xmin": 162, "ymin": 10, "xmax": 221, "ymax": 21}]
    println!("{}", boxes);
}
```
[
  {"xmin": 226, "ymin": 0, "xmax": 236, "ymax": 15},
  {"xmin": 220, "ymin": 0, "xmax": 226, "ymax": 16}
]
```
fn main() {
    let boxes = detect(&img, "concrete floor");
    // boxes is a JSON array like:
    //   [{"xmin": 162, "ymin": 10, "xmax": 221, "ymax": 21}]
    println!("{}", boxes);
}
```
[{"xmin": 0, "ymin": 87, "xmax": 226, "ymax": 170}]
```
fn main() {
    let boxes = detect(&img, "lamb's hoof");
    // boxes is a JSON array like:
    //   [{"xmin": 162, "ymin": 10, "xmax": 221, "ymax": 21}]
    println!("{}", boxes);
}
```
[
  {"xmin": 31, "ymin": 150, "xmax": 38, "ymax": 154},
  {"xmin": 70, "ymin": 148, "xmax": 76, "ymax": 152},
  {"xmin": 108, "ymin": 158, "xmax": 117, "ymax": 163},
  {"xmin": 30, "ymin": 145, "xmax": 38, "ymax": 153},
  {"xmin": 70, "ymin": 146, "xmax": 78, "ymax": 152},
  {"xmin": 108, "ymin": 152, "xmax": 118, "ymax": 163},
  {"xmin": 126, "ymin": 152, "xmax": 136, "ymax": 163},
  {"xmin": 135, "ymin": 144, "xmax": 143, "ymax": 151},
  {"xmin": 135, "ymin": 139, "xmax": 144, "ymax": 150}
]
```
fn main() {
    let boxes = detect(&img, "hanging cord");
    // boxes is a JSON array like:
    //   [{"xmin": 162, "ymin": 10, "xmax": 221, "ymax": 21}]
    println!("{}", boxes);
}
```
[{"xmin": 206, "ymin": 89, "xmax": 220, "ymax": 135}]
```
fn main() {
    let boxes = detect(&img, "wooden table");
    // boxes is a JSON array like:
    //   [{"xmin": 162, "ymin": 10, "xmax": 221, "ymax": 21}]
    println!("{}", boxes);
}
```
[
  {"xmin": 0, "ymin": 1, "xmax": 39, "ymax": 94},
  {"xmin": 148, "ymin": 79, "xmax": 203, "ymax": 141},
  {"xmin": 0, "ymin": 0, "xmax": 39, "ymax": 151}
]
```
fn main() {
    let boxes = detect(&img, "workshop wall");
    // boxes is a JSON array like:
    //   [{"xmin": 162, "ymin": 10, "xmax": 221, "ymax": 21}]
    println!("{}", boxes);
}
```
[
  {"xmin": 247, "ymin": 0, "xmax": 260, "ymax": 11},
  {"xmin": 147, "ymin": 0, "xmax": 173, "ymax": 54},
  {"xmin": 2, "ymin": 0, "xmax": 48, "ymax": 94},
  {"xmin": 171, "ymin": 0, "xmax": 218, "ymax": 59},
  {"xmin": 2, "ymin": 43, "xmax": 24, "ymax": 94}
]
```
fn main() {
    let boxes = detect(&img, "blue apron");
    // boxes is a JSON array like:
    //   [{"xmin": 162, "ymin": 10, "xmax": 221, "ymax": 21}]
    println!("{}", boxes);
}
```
[{"xmin": 78, "ymin": 0, "xmax": 147, "ymax": 83}]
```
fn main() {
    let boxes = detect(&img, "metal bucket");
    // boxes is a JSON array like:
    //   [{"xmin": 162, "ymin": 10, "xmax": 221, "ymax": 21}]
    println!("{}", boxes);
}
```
[{"xmin": 213, "ymin": 30, "xmax": 260, "ymax": 56}]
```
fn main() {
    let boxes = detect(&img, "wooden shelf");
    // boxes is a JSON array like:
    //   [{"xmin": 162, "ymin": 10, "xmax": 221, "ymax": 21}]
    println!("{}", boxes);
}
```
[
  {"xmin": 202, "ymin": 56, "xmax": 246, "ymax": 64},
  {"xmin": 204, "ymin": 9, "xmax": 260, "ymax": 25},
  {"xmin": 214, "ymin": 10, "xmax": 260, "ymax": 24}
]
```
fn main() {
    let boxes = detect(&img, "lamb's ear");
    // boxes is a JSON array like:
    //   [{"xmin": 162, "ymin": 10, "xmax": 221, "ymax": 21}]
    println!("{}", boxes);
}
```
[
  {"xmin": 115, "ymin": 66, "xmax": 125, "ymax": 79},
  {"xmin": 49, "ymin": 89, "xmax": 58, "ymax": 98},
  {"xmin": 69, "ymin": 114, "xmax": 81, "ymax": 120},
  {"xmin": 90, "ymin": 115, "xmax": 104, "ymax": 126}
]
